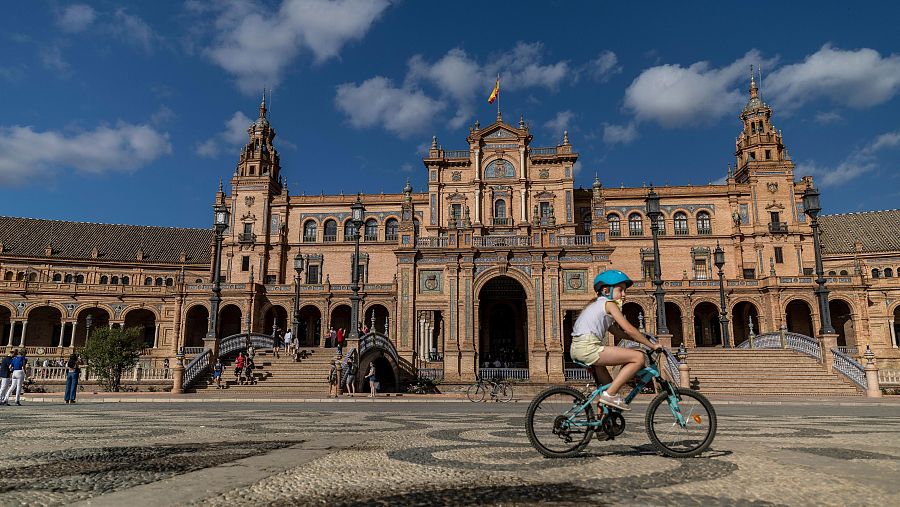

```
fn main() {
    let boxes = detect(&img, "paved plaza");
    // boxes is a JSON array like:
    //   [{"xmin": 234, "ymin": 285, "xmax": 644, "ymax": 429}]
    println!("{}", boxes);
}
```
[{"xmin": 0, "ymin": 400, "xmax": 897, "ymax": 506}]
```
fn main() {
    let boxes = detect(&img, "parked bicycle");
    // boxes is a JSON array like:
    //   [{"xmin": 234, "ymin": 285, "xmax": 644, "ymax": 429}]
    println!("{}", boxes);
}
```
[
  {"xmin": 467, "ymin": 376, "xmax": 514, "ymax": 402},
  {"xmin": 526, "ymin": 346, "xmax": 716, "ymax": 458}
]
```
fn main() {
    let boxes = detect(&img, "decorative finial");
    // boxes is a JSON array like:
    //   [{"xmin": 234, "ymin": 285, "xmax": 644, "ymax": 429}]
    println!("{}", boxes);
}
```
[
  {"xmin": 218, "ymin": 178, "xmax": 223, "ymax": 193},
  {"xmin": 519, "ymin": 114, "xmax": 525, "ymax": 129},
  {"xmin": 474, "ymin": 119, "xmax": 480, "ymax": 130},
  {"xmin": 431, "ymin": 135, "xmax": 438, "ymax": 149},
  {"xmin": 259, "ymin": 88, "xmax": 267, "ymax": 118},
  {"xmin": 562, "ymin": 130, "xmax": 569, "ymax": 145},
  {"xmin": 496, "ymin": 109, "xmax": 502, "ymax": 122},
  {"xmin": 592, "ymin": 173, "xmax": 601, "ymax": 189},
  {"xmin": 403, "ymin": 178, "xmax": 412, "ymax": 194}
]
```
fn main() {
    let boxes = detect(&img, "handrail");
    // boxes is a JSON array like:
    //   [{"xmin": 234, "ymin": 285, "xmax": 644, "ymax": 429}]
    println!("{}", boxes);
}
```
[
  {"xmin": 830, "ymin": 348, "xmax": 867, "ymax": 390},
  {"xmin": 736, "ymin": 331, "xmax": 822, "ymax": 361},
  {"xmin": 474, "ymin": 235, "xmax": 530, "ymax": 247},
  {"xmin": 478, "ymin": 367, "xmax": 529, "ymax": 381},
  {"xmin": 219, "ymin": 333, "xmax": 277, "ymax": 358},
  {"xmin": 417, "ymin": 368, "xmax": 444, "ymax": 382},
  {"xmin": 358, "ymin": 332, "xmax": 399, "ymax": 365},
  {"xmin": 183, "ymin": 349, "xmax": 210, "ymax": 389}
]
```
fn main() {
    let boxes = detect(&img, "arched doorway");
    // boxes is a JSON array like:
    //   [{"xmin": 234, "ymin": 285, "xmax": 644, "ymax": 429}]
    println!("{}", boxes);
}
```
[
  {"xmin": 478, "ymin": 276, "xmax": 528, "ymax": 368},
  {"xmin": 330, "ymin": 304, "xmax": 351, "ymax": 334},
  {"xmin": 731, "ymin": 301, "xmax": 760, "ymax": 347},
  {"xmin": 298, "ymin": 305, "xmax": 322, "ymax": 347},
  {"xmin": 665, "ymin": 302, "xmax": 684, "ymax": 347},
  {"xmin": 74, "ymin": 307, "xmax": 110, "ymax": 347},
  {"xmin": 693, "ymin": 302, "xmax": 721, "ymax": 346},
  {"xmin": 894, "ymin": 306, "xmax": 900, "ymax": 347},
  {"xmin": 359, "ymin": 353, "xmax": 398, "ymax": 393},
  {"xmin": 363, "ymin": 304, "xmax": 389, "ymax": 335},
  {"xmin": 262, "ymin": 305, "xmax": 288, "ymax": 336},
  {"xmin": 785, "ymin": 299, "xmax": 814, "ymax": 337},
  {"xmin": 183, "ymin": 305, "xmax": 209, "ymax": 348},
  {"xmin": 26, "ymin": 306, "xmax": 62, "ymax": 348},
  {"xmin": 0, "ymin": 306, "xmax": 12, "ymax": 347},
  {"xmin": 829, "ymin": 299, "xmax": 854, "ymax": 347},
  {"xmin": 219, "ymin": 305, "xmax": 242, "ymax": 338},
  {"xmin": 124, "ymin": 309, "xmax": 156, "ymax": 348},
  {"xmin": 622, "ymin": 302, "xmax": 644, "ymax": 331}
]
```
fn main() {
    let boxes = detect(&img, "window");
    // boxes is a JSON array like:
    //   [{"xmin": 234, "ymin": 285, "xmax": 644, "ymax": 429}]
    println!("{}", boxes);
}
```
[
  {"xmin": 100, "ymin": 275, "xmax": 109, "ymax": 284},
  {"xmin": 828, "ymin": 270, "xmax": 836, "ymax": 276},
  {"xmin": 494, "ymin": 199, "xmax": 506, "ymax": 218},
  {"xmin": 413, "ymin": 219, "xmax": 420, "ymax": 238},
  {"xmin": 241, "ymin": 256, "xmax": 250, "ymax": 272},
  {"xmin": 774, "ymin": 247, "xmax": 784, "ymax": 264},
  {"xmin": 165, "ymin": 278, "xmax": 174, "ymax": 286},
  {"xmin": 803, "ymin": 268, "xmax": 814, "ymax": 276},
  {"xmin": 743, "ymin": 268, "xmax": 756, "ymax": 279},
  {"xmin": 112, "ymin": 275, "xmax": 120, "ymax": 285},
  {"xmin": 3, "ymin": 272, "xmax": 11, "ymax": 281},
  {"xmin": 696, "ymin": 212, "xmax": 711, "ymax": 235},
  {"xmin": 364, "ymin": 219, "xmax": 378, "ymax": 241},
  {"xmin": 607, "ymin": 214, "xmax": 621, "ymax": 237},
  {"xmin": 76, "ymin": 274, "xmax": 85, "ymax": 283},
  {"xmin": 385, "ymin": 218, "xmax": 398, "ymax": 241},
  {"xmin": 28, "ymin": 272, "xmax": 36, "ymax": 281},
  {"xmin": 751, "ymin": 122, "xmax": 756, "ymax": 134},
  {"xmin": 674, "ymin": 212, "xmax": 688, "ymax": 235},
  {"xmin": 628, "ymin": 213, "xmax": 643, "ymax": 236},
  {"xmin": 540, "ymin": 202, "xmax": 551, "ymax": 217},
  {"xmin": 264, "ymin": 275, "xmax": 276, "ymax": 284},
  {"xmin": 769, "ymin": 211, "xmax": 780, "ymax": 224},
  {"xmin": 155, "ymin": 277, "xmax": 164, "ymax": 286},
  {"xmin": 243, "ymin": 222, "xmax": 253, "ymax": 234},
  {"xmin": 64, "ymin": 274, "xmax": 73, "ymax": 283},
  {"xmin": 53, "ymin": 273, "xmax": 62, "ymax": 282},
  {"xmin": 344, "ymin": 221, "xmax": 356, "ymax": 241},
  {"xmin": 324, "ymin": 219, "xmax": 337, "ymax": 242},
  {"xmin": 694, "ymin": 259, "xmax": 708, "ymax": 280},
  {"xmin": 765, "ymin": 149, "xmax": 771, "ymax": 160},
  {"xmin": 303, "ymin": 220, "xmax": 317, "ymax": 242},
  {"xmin": 16, "ymin": 272, "xmax": 24, "ymax": 281},
  {"xmin": 885, "ymin": 268, "xmax": 894, "ymax": 278},
  {"xmin": 872, "ymin": 268, "xmax": 881, "ymax": 279},
  {"xmin": 642, "ymin": 259, "xmax": 655, "ymax": 280},
  {"xmin": 839, "ymin": 270, "xmax": 848, "ymax": 276},
  {"xmin": 451, "ymin": 204, "xmax": 462, "ymax": 220},
  {"xmin": 306, "ymin": 264, "xmax": 320, "ymax": 284},
  {"xmin": 195, "ymin": 278, "xmax": 204, "ymax": 283},
  {"xmin": 750, "ymin": 151, "xmax": 756, "ymax": 160},
  {"xmin": 655, "ymin": 215, "xmax": 666, "ymax": 235},
  {"xmin": 122, "ymin": 276, "xmax": 130, "ymax": 285},
  {"xmin": 144, "ymin": 277, "xmax": 153, "ymax": 285}
]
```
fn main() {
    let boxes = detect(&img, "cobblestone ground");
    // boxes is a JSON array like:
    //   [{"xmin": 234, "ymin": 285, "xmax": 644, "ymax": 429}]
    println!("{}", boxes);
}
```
[{"xmin": 0, "ymin": 402, "xmax": 897, "ymax": 506}]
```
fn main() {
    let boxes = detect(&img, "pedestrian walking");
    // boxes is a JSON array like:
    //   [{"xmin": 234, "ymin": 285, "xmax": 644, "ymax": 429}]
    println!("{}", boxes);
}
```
[
  {"xmin": 162, "ymin": 358, "xmax": 170, "ymax": 375},
  {"xmin": 327, "ymin": 327, "xmax": 336, "ymax": 348},
  {"xmin": 0, "ymin": 351, "xmax": 13, "ymax": 405},
  {"xmin": 212, "ymin": 359, "xmax": 224, "ymax": 389},
  {"xmin": 336, "ymin": 328, "xmax": 345, "ymax": 356},
  {"xmin": 243, "ymin": 355, "xmax": 256, "ymax": 385},
  {"xmin": 4, "ymin": 349, "xmax": 28, "ymax": 405},
  {"xmin": 64, "ymin": 352, "xmax": 80, "ymax": 404},
  {"xmin": 273, "ymin": 328, "xmax": 281, "ymax": 358},
  {"xmin": 365, "ymin": 362, "xmax": 378, "ymax": 398},
  {"xmin": 234, "ymin": 352, "xmax": 245, "ymax": 384},
  {"xmin": 283, "ymin": 329, "xmax": 293, "ymax": 356},
  {"xmin": 328, "ymin": 357, "xmax": 342, "ymax": 398},
  {"xmin": 344, "ymin": 353, "xmax": 357, "ymax": 396}
]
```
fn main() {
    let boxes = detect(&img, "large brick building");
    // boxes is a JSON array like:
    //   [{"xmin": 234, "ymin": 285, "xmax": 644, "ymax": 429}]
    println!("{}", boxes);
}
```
[{"xmin": 1, "ymin": 78, "xmax": 899, "ymax": 389}]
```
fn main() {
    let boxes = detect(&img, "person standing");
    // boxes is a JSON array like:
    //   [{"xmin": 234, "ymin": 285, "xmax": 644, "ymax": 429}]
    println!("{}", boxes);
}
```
[
  {"xmin": 64, "ymin": 352, "xmax": 80, "ymax": 404},
  {"xmin": 234, "ymin": 352, "xmax": 245, "ymax": 384},
  {"xmin": 365, "ymin": 362, "xmax": 378, "ymax": 398},
  {"xmin": 212, "ymin": 359, "xmax": 224, "ymax": 389},
  {"xmin": 4, "ymin": 349, "xmax": 28, "ymax": 406},
  {"xmin": 344, "ymin": 354, "xmax": 357, "ymax": 396},
  {"xmin": 336, "ymin": 328, "xmax": 345, "ymax": 356},
  {"xmin": 327, "ymin": 327, "xmax": 336, "ymax": 348},
  {"xmin": 283, "ymin": 328, "xmax": 293, "ymax": 356},
  {"xmin": 0, "ymin": 351, "xmax": 13, "ymax": 405}
]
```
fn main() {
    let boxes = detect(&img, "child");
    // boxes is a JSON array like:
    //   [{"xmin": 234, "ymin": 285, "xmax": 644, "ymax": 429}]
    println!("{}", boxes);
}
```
[
  {"xmin": 212, "ymin": 360, "xmax": 223, "ymax": 389},
  {"xmin": 570, "ymin": 270, "xmax": 660, "ymax": 411}
]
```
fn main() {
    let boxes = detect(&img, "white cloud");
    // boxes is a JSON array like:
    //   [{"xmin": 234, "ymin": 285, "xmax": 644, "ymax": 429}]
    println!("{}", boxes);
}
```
[
  {"xmin": 813, "ymin": 111, "xmax": 843, "ymax": 124},
  {"xmin": 0, "ymin": 122, "xmax": 171, "ymax": 185},
  {"xmin": 796, "ymin": 130, "xmax": 900, "ymax": 186},
  {"xmin": 400, "ymin": 162, "xmax": 413, "ymax": 172},
  {"xmin": 39, "ymin": 46, "xmax": 69, "ymax": 73},
  {"xmin": 765, "ymin": 45, "xmax": 900, "ymax": 111},
  {"xmin": 544, "ymin": 110, "xmax": 575, "ymax": 136},
  {"xmin": 334, "ymin": 77, "xmax": 444, "ymax": 137},
  {"xmin": 587, "ymin": 50, "xmax": 621, "ymax": 82},
  {"xmin": 196, "ymin": 111, "xmax": 253, "ymax": 158},
  {"xmin": 56, "ymin": 4, "xmax": 96, "ymax": 33},
  {"xmin": 407, "ymin": 49, "xmax": 481, "ymax": 128},
  {"xmin": 602, "ymin": 122, "xmax": 638, "ymax": 145},
  {"xmin": 204, "ymin": 0, "xmax": 391, "ymax": 94},
  {"xmin": 111, "ymin": 9, "xmax": 161, "ymax": 54},
  {"xmin": 150, "ymin": 106, "xmax": 176, "ymax": 126},
  {"xmin": 195, "ymin": 138, "xmax": 219, "ymax": 158},
  {"xmin": 624, "ymin": 50, "xmax": 773, "ymax": 127}
]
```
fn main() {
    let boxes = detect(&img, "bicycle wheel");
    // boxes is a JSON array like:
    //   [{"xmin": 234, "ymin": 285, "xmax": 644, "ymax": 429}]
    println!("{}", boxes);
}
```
[
  {"xmin": 526, "ymin": 386, "xmax": 595, "ymax": 458},
  {"xmin": 466, "ymin": 382, "xmax": 486, "ymax": 402},
  {"xmin": 645, "ymin": 387, "xmax": 717, "ymax": 458},
  {"xmin": 497, "ymin": 381, "xmax": 514, "ymax": 402}
]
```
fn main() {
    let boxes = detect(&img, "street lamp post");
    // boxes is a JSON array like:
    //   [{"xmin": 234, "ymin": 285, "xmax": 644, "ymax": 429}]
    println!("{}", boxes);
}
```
[
  {"xmin": 714, "ymin": 242, "xmax": 731, "ymax": 348},
  {"xmin": 802, "ymin": 184, "xmax": 835, "ymax": 335},
  {"xmin": 645, "ymin": 187, "xmax": 669, "ymax": 335},
  {"xmin": 292, "ymin": 252, "xmax": 304, "ymax": 340},
  {"xmin": 205, "ymin": 202, "xmax": 230, "ymax": 348},
  {"xmin": 349, "ymin": 196, "xmax": 366, "ymax": 341}
]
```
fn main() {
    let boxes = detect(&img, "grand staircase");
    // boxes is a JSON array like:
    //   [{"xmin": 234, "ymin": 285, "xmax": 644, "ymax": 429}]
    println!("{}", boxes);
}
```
[
  {"xmin": 684, "ymin": 348, "xmax": 861, "ymax": 396},
  {"xmin": 190, "ymin": 347, "xmax": 336, "ymax": 395}
]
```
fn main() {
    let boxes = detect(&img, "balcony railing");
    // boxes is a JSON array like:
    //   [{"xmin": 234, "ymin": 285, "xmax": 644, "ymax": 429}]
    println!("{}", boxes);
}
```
[
  {"xmin": 530, "ymin": 147, "xmax": 557, "ymax": 156},
  {"xmin": 238, "ymin": 232, "xmax": 256, "ymax": 243},
  {"xmin": 674, "ymin": 228, "xmax": 689, "ymax": 236},
  {"xmin": 768, "ymin": 222, "xmax": 788, "ymax": 234},
  {"xmin": 492, "ymin": 217, "xmax": 513, "ymax": 226},
  {"xmin": 323, "ymin": 235, "xmax": 337, "ymax": 242},
  {"xmin": 385, "ymin": 234, "xmax": 398, "ymax": 241},
  {"xmin": 364, "ymin": 234, "xmax": 378, "ymax": 242},
  {"xmin": 417, "ymin": 237, "xmax": 449, "ymax": 248},
  {"xmin": 697, "ymin": 227, "xmax": 712, "ymax": 235},
  {"xmin": 344, "ymin": 234, "xmax": 356, "ymax": 242},
  {"xmin": 628, "ymin": 228, "xmax": 644, "ymax": 237},
  {"xmin": 444, "ymin": 150, "xmax": 470, "ymax": 159},
  {"xmin": 474, "ymin": 235, "xmax": 530, "ymax": 248},
  {"xmin": 557, "ymin": 235, "xmax": 592, "ymax": 246},
  {"xmin": 609, "ymin": 229, "xmax": 621, "ymax": 237},
  {"xmin": 302, "ymin": 235, "xmax": 316, "ymax": 243}
]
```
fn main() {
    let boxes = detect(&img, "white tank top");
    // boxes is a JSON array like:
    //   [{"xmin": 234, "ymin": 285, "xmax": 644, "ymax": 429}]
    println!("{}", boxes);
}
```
[{"xmin": 572, "ymin": 296, "xmax": 614, "ymax": 341}]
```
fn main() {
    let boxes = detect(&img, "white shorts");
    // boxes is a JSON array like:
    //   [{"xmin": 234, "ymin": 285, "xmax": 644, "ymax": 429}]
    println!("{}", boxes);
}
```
[{"xmin": 570, "ymin": 333, "xmax": 606, "ymax": 366}]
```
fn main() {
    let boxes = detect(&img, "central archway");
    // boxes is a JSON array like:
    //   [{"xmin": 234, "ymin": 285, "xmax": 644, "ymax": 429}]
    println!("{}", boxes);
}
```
[
  {"xmin": 478, "ymin": 275, "xmax": 528, "ymax": 368},
  {"xmin": 693, "ymin": 302, "xmax": 721, "ymax": 347}
]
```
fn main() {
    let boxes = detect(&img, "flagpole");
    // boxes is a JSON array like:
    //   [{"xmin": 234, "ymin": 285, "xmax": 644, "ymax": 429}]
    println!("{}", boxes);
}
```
[{"xmin": 496, "ymin": 74, "xmax": 501, "ymax": 120}]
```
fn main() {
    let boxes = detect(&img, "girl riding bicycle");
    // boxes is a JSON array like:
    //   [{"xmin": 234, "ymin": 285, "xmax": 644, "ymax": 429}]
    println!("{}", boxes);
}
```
[{"xmin": 571, "ymin": 269, "xmax": 660, "ymax": 411}]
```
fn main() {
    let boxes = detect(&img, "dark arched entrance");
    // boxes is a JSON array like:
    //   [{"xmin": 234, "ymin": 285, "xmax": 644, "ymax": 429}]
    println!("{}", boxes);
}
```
[
  {"xmin": 298, "ymin": 305, "xmax": 321, "ymax": 347},
  {"xmin": 665, "ymin": 302, "xmax": 684, "ymax": 347},
  {"xmin": 829, "ymin": 299, "xmax": 854, "ymax": 347},
  {"xmin": 75, "ymin": 307, "xmax": 110, "ymax": 347},
  {"xmin": 124, "ymin": 309, "xmax": 156, "ymax": 348},
  {"xmin": 478, "ymin": 276, "xmax": 527, "ymax": 368},
  {"xmin": 330, "ymin": 304, "xmax": 351, "ymax": 335},
  {"xmin": 693, "ymin": 302, "xmax": 721, "ymax": 347},
  {"xmin": 183, "ymin": 305, "xmax": 209, "ymax": 348},
  {"xmin": 26, "ymin": 306, "xmax": 63, "ymax": 348},
  {"xmin": 731, "ymin": 301, "xmax": 759, "ymax": 347},
  {"xmin": 785, "ymin": 299, "xmax": 814, "ymax": 337},
  {"xmin": 894, "ymin": 306, "xmax": 900, "ymax": 347},
  {"xmin": 219, "ymin": 305, "xmax": 242, "ymax": 338},
  {"xmin": 364, "ymin": 304, "xmax": 389, "ymax": 335},
  {"xmin": 360, "ymin": 354, "xmax": 398, "ymax": 393},
  {"xmin": 262, "ymin": 305, "xmax": 288, "ymax": 336},
  {"xmin": 622, "ymin": 302, "xmax": 644, "ymax": 331},
  {"xmin": 0, "ymin": 306, "xmax": 10, "ymax": 347}
]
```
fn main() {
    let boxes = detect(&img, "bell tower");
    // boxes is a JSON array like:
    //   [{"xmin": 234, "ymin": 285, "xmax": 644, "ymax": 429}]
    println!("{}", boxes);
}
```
[
  {"xmin": 733, "ymin": 66, "xmax": 793, "ymax": 183},
  {"xmin": 234, "ymin": 92, "xmax": 282, "ymax": 192}
]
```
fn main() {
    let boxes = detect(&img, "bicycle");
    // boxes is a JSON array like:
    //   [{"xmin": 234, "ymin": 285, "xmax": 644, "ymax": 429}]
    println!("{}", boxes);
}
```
[
  {"xmin": 467, "ymin": 376, "xmax": 514, "ymax": 402},
  {"xmin": 525, "ymin": 346, "xmax": 716, "ymax": 458}
]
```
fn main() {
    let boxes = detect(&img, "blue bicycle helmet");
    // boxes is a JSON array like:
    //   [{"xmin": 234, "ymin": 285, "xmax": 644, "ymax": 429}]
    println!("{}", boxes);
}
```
[{"xmin": 593, "ymin": 269, "xmax": 634, "ymax": 293}]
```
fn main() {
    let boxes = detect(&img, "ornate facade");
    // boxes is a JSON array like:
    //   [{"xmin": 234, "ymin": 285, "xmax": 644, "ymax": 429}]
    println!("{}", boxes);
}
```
[{"xmin": 2, "ymin": 78, "xmax": 900, "ymax": 389}]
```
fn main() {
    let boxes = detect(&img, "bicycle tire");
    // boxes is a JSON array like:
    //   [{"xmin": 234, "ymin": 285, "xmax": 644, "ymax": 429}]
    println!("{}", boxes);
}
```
[
  {"xmin": 645, "ymin": 387, "xmax": 717, "ymax": 458},
  {"xmin": 526, "ymin": 386, "xmax": 595, "ymax": 458},
  {"xmin": 466, "ymin": 382, "xmax": 486, "ymax": 402},
  {"xmin": 498, "ymin": 381, "xmax": 514, "ymax": 402}
]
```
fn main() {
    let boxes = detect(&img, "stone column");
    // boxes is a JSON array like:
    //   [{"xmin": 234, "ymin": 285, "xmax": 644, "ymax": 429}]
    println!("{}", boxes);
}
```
[
  {"xmin": 7, "ymin": 321, "xmax": 15, "ymax": 346},
  {"xmin": 153, "ymin": 323, "xmax": 160, "ymax": 349},
  {"xmin": 19, "ymin": 321, "xmax": 27, "ymax": 347},
  {"xmin": 171, "ymin": 356, "xmax": 184, "ymax": 394},
  {"xmin": 57, "ymin": 323, "xmax": 66, "ymax": 348},
  {"xmin": 679, "ymin": 362, "xmax": 691, "ymax": 387},
  {"xmin": 890, "ymin": 319, "xmax": 897, "ymax": 348},
  {"xmin": 475, "ymin": 189, "xmax": 482, "ymax": 224},
  {"xmin": 865, "ymin": 361, "xmax": 882, "ymax": 398},
  {"xmin": 520, "ymin": 189, "xmax": 527, "ymax": 222}
]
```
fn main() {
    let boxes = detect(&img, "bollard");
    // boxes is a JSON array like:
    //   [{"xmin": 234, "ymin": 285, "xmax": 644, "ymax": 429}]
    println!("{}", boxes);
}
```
[
  {"xmin": 171, "ymin": 353, "xmax": 185, "ymax": 394},
  {"xmin": 864, "ymin": 346, "xmax": 882, "ymax": 398},
  {"xmin": 679, "ymin": 363, "xmax": 691, "ymax": 388}
]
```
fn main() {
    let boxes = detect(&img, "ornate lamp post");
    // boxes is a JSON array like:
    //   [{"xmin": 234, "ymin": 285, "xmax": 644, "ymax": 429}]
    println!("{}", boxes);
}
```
[
  {"xmin": 645, "ymin": 187, "xmax": 669, "ymax": 335},
  {"xmin": 714, "ymin": 242, "xmax": 731, "ymax": 348},
  {"xmin": 349, "ymin": 196, "xmax": 366, "ymax": 341},
  {"xmin": 292, "ymin": 252, "xmax": 304, "ymax": 339},
  {"xmin": 205, "ymin": 202, "xmax": 230, "ymax": 348},
  {"xmin": 802, "ymin": 184, "xmax": 836, "ymax": 335}
]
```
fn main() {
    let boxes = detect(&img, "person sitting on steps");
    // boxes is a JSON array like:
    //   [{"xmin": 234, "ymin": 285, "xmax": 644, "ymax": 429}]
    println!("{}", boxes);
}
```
[{"xmin": 570, "ymin": 269, "xmax": 660, "ymax": 411}]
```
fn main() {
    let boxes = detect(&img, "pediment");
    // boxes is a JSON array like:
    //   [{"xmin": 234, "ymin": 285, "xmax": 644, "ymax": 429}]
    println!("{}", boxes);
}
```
[
  {"xmin": 484, "ymin": 127, "xmax": 517, "ymax": 139},
  {"xmin": 446, "ymin": 192, "xmax": 467, "ymax": 201}
]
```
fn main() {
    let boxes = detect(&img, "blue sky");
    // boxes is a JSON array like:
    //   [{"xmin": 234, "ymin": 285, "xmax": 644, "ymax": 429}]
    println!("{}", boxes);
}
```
[{"xmin": 1, "ymin": 1, "xmax": 899, "ymax": 228}]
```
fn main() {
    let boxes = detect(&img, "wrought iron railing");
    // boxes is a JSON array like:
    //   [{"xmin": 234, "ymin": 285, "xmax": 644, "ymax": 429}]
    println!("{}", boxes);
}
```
[
  {"xmin": 417, "ymin": 368, "xmax": 444, "ymax": 382},
  {"xmin": 359, "ymin": 332, "xmax": 399, "ymax": 365},
  {"xmin": 385, "ymin": 234, "xmax": 398, "ymax": 241},
  {"xmin": 557, "ymin": 235, "xmax": 592, "ymax": 246},
  {"xmin": 219, "ymin": 333, "xmax": 277, "ymax": 357},
  {"xmin": 609, "ymin": 229, "xmax": 621, "ymax": 237},
  {"xmin": 479, "ymin": 368, "xmax": 529, "ymax": 381},
  {"xmin": 697, "ymin": 227, "xmax": 712, "ymax": 235},
  {"xmin": 674, "ymin": 228, "xmax": 689, "ymax": 236},
  {"xmin": 474, "ymin": 235, "xmax": 530, "ymax": 247},
  {"xmin": 831, "ymin": 348, "xmax": 867, "ymax": 390},
  {"xmin": 768, "ymin": 222, "xmax": 788, "ymax": 234},
  {"xmin": 238, "ymin": 232, "xmax": 256, "ymax": 243},
  {"xmin": 736, "ymin": 331, "xmax": 822, "ymax": 361},
  {"xmin": 183, "ymin": 349, "xmax": 211, "ymax": 389}
]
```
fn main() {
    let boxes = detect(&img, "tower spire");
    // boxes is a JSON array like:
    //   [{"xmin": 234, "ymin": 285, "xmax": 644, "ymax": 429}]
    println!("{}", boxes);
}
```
[
  {"xmin": 749, "ymin": 65, "xmax": 758, "ymax": 99},
  {"xmin": 259, "ymin": 88, "xmax": 267, "ymax": 119}
]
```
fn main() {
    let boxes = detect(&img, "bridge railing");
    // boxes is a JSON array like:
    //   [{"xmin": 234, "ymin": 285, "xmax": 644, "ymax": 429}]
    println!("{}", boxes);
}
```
[
  {"xmin": 219, "ymin": 333, "xmax": 277, "ymax": 357},
  {"xmin": 736, "ymin": 331, "xmax": 822, "ymax": 361},
  {"xmin": 183, "ymin": 349, "xmax": 211, "ymax": 389},
  {"xmin": 830, "ymin": 348, "xmax": 867, "ymax": 390},
  {"xmin": 478, "ymin": 368, "xmax": 529, "ymax": 381}
]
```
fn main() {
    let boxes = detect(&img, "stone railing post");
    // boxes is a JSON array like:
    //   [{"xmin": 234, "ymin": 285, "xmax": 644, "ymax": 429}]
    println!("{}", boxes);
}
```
[
  {"xmin": 818, "ymin": 333, "xmax": 838, "ymax": 370},
  {"xmin": 675, "ymin": 344, "xmax": 689, "ymax": 387},
  {"xmin": 864, "ymin": 346, "xmax": 882, "ymax": 398},
  {"xmin": 134, "ymin": 366, "xmax": 142, "ymax": 382},
  {"xmin": 779, "ymin": 324, "xmax": 787, "ymax": 349},
  {"xmin": 171, "ymin": 351, "xmax": 185, "ymax": 394}
]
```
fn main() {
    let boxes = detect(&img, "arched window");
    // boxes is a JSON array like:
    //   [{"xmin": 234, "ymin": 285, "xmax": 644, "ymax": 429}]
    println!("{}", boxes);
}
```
[
  {"xmin": 111, "ymin": 276, "xmax": 119, "ymax": 285},
  {"xmin": 872, "ymin": 269, "xmax": 881, "ymax": 279},
  {"xmin": 655, "ymin": 214, "xmax": 666, "ymax": 235},
  {"xmin": 53, "ymin": 273, "xmax": 62, "ymax": 282},
  {"xmin": 75, "ymin": 274, "xmax": 84, "ymax": 283},
  {"xmin": 484, "ymin": 158, "xmax": 514, "ymax": 178},
  {"xmin": 27, "ymin": 272, "xmax": 36, "ymax": 281},
  {"xmin": 16, "ymin": 272, "xmax": 25, "ymax": 281},
  {"xmin": 344, "ymin": 221, "xmax": 356, "ymax": 241},
  {"xmin": 839, "ymin": 270, "xmax": 848, "ymax": 276},
  {"xmin": 165, "ymin": 278, "xmax": 174, "ymax": 286},
  {"xmin": 155, "ymin": 277, "xmax": 164, "ymax": 286},
  {"xmin": 885, "ymin": 268, "xmax": 894, "ymax": 278},
  {"xmin": 827, "ymin": 271, "xmax": 836, "ymax": 276},
  {"xmin": 385, "ymin": 218, "xmax": 399, "ymax": 241},
  {"xmin": 323, "ymin": 219, "xmax": 337, "ymax": 242},
  {"xmin": 628, "ymin": 213, "xmax": 643, "ymax": 236},
  {"xmin": 674, "ymin": 212, "xmax": 689, "ymax": 235},
  {"xmin": 144, "ymin": 277, "xmax": 153, "ymax": 285},
  {"xmin": 697, "ymin": 211, "xmax": 712, "ymax": 235},
  {"xmin": 121, "ymin": 276, "xmax": 129, "ymax": 285},
  {"xmin": 493, "ymin": 200, "xmax": 507, "ymax": 226},
  {"xmin": 64, "ymin": 274, "xmax": 73, "ymax": 283},
  {"xmin": 195, "ymin": 278, "xmax": 203, "ymax": 283},
  {"xmin": 413, "ymin": 219, "xmax": 420, "ymax": 239},
  {"xmin": 607, "ymin": 214, "xmax": 621, "ymax": 237},
  {"xmin": 3, "ymin": 272, "xmax": 11, "ymax": 281},
  {"xmin": 364, "ymin": 219, "xmax": 378, "ymax": 241},
  {"xmin": 100, "ymin": 275, "xmax": 109, "ymax": 284},
  {"xmin": 303, "ymin": 220, "xmax": 317, "ymax": 242}
]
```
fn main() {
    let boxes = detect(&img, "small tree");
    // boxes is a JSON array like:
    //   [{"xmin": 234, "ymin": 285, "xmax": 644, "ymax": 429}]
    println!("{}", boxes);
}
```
[{"xmin": 80, "ymin": 326, "xmax": 144, "ymax": 392}]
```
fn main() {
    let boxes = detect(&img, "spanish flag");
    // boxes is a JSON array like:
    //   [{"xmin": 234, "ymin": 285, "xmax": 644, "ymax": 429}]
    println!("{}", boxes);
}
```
[{"xmin": 488, "ymin": 75, "xmax": 500, "ymax": 104}]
